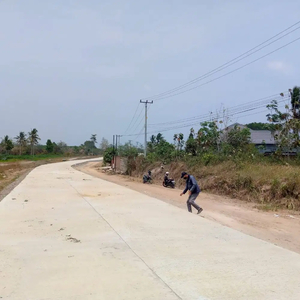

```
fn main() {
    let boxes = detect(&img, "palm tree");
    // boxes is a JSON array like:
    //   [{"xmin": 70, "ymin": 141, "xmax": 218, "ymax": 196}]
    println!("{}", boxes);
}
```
[
  {"xmin": 2, "ymin": 135, "xmax": 14, "ymax": 154},
  {"xmin": 156, "ymin": 133, "xmax": 163, "ymax": 143},
  {"xmin": 178, "ymin": 133, "xmax": 184, "ymax": 151},
  {"xmin": 150, "ymin": 135, "xmax": 156, "ymax": 145},
  {"xmin": 173, "ymin": 133, "xmax": 184, "ymax": 151},
  {"xmin": 290, "ymin": 87, "xmax": 300, "ymax": 119},
  {"xmin": 15, "ymin": 132, "xmax": 27, "ymax": 155},
  {"xmin": 90, "ymin": 134, "xmax": 97, "ymax": 155},
  {"xmin": 28, "ymin": 128, "xmax": 40, "ymax": 155},
  {"xmin": 90, "ymin": 134, "xmax": 97, "ymax": 146}
]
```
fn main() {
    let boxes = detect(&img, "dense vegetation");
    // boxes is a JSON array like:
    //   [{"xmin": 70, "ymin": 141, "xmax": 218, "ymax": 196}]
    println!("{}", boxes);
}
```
[
  {"xmin": 0, "ymin": 129, "xmax": 110, "ymax": 161},
  {"xmin": 106, "ymin": 86, "xmax": 300, "ymax": 210}
]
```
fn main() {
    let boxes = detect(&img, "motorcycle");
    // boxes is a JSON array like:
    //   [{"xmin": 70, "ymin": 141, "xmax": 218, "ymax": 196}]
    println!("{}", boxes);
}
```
[
  {"xmin": 163, "ymin": 178, "xmax": 175, "ymax": 188},
  {"xmin": 143, "ymin": 171, "xmax": 152, "ymax": 184}
]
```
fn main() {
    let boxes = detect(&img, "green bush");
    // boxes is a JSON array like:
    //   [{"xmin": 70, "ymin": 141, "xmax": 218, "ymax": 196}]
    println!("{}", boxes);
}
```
[{"xmin": 103, "ymin": 147, "xmax": 115, "ymax": 165}]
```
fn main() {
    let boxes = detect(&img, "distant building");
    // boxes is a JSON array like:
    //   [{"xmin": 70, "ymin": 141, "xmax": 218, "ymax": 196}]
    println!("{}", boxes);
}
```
[
  {"xmin": 250, "ymin": 130, "xmax": 276, "ymax": 153},
  {"xmin": 225, "ymin": 123, "xmax": 247, "ymax": 131},
  {"xmin": 224, "ymin": 123, "xmax": 276, "ymax": 153}
]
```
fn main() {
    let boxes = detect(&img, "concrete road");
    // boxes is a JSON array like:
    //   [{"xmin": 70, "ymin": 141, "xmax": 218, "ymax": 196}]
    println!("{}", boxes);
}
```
[{"xmin": 1, "ymin": 159, "xmax": 300, "ymax": 300}]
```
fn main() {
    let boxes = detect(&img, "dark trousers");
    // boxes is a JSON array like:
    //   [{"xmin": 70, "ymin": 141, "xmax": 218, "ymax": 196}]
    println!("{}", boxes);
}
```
[{"xmin": 187, "ymin": 193, "xmax": 201, "ymax": 212}]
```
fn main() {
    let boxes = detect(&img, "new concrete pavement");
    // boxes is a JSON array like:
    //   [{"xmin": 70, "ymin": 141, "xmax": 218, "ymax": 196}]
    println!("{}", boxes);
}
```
[{"xmin": 1, "ymin": 159, "xmax": 300, "ymax": 300}]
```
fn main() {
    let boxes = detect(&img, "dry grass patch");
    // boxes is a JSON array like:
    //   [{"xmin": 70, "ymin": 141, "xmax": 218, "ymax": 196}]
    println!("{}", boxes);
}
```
[{"xmin": 130, "ymin": 158, "xmax": 300, "ymax": 210}]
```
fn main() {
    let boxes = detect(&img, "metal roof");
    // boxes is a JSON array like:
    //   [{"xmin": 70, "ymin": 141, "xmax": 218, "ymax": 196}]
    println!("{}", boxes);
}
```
[{"xmin": 250, "ymin": 130, "xmax": 275, "ymax": 144}]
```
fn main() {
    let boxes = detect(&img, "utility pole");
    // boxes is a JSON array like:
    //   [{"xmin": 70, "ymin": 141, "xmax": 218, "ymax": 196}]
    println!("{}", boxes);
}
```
[
  {"xmin": 140, "ymin": 100, "xmax": 153, "ymax": 157},
  {"xmin": 115, "ymin": 135, "xmax": 122, "ymax": 152},
  {"xmin": 112, "ymin": 135, "xmax": 115, "ymax": 170},
  {"xmin": 117, "ymin": 135, "xmax": 122, "ymax": 148},
  {"xmin": 116, "ymin": 134, "xmax": 118, "ymax": 153},
  {"xmin": 114, "ymin": 135, "xmax": 123, "ymax": 172}
]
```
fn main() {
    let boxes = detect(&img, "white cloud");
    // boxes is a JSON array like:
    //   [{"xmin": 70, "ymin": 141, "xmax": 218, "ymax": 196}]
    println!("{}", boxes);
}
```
[{"xmin": 267, "ymin": 61, "xmax": 293, "ymax": 75}]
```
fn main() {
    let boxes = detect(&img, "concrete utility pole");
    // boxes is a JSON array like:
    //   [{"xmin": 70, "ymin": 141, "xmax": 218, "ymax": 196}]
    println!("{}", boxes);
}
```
[
  {"xmin": 112, "ymin": 135, "xmax": 115, "ymax": 171},
  {"xmin": 116, "ymin": 135, "xmax": 118, "ymax": 152},
  {"xmin": 140, "ymin": 100, "xmax": 153, "ymax": 157},
  {"xmin": 117, "ymin": 135, "xmax": 122, "ymax": 147},
  {"xmin": 115, "ymin": 135, "xmax": 122, "ymax": 152}
]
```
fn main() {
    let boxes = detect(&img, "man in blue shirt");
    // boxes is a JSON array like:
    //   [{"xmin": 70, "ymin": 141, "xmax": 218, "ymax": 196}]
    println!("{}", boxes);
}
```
[{"xmin": 180, "ymin": 172, "xmax": 203, "ymax": 214}]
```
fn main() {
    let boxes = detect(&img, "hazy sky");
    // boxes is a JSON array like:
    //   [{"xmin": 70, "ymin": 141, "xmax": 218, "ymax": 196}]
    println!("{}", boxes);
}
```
[{"xmin": 1, "ymin": 0, "xmax": 300, "ymax": 146}]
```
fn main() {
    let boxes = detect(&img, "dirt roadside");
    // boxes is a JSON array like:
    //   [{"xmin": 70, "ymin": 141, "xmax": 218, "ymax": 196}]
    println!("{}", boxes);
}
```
[{"xmin": 75, "ymin": 161, "xmax": 300, "ymax": 254}]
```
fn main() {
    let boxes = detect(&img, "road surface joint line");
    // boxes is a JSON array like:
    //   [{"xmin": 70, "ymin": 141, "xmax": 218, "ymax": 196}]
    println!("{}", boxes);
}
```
[{"xmin": 66, "ymin": 179, "xmax": 183, "ymax": 300}]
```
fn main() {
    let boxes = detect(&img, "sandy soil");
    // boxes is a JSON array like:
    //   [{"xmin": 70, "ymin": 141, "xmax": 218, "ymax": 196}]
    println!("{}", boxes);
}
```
[{"xmin": 75, "ymin": 161, "xmax": 300, "ymax": 254}]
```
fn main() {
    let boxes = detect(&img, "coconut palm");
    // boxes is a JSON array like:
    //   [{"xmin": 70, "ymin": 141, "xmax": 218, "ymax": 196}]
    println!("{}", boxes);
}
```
[
  {"xmin": 290, "ymin": 86, "xmax": 300, "ymax": 119},
  {"xmin": 150, "ymin": 135, "xmax": 156, "ymax": 145},
  {"xmin": 15, "ymin": 132, "xmax": 27, "ymax": 155},
  {"xmin": 28, "ymin": 128, "xmax": 40, "ymax": 155},
  {"xmin": 156, "ymin": 133, "xmax": 163, "ymax": 143},
  {"xmin": 90, "ymin": 134, "xmax": 97, "ymax": 146},
  {"xmin": 178, "ymin": 133, "xmax": 184, "ymax": 151}
]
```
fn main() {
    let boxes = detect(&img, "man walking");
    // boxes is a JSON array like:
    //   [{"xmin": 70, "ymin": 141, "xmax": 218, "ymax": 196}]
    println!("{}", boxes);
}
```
[{"xmin": 180, "ymin": 172, "xmax": 203, "ymax": 214}]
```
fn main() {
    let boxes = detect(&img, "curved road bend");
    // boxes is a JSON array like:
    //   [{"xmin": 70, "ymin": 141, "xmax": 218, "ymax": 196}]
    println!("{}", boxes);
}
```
[{"xmin": 1, "ymin": 159, "xmax": 300, "ymax": 300}]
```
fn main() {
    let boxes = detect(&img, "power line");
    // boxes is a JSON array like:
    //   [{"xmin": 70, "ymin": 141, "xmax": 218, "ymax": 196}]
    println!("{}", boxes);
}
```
[
  {"xmin": 146, "ymin": 104, "xmax": 286, "ymax": 135},
  {"xmin": 149, "ymin": 98, "xmax": 281, "ymax": 127},
  {"xmin": 127, "ymin": 105, "xmax": 144, "ymax": 133},
  {"xmin": 124, "ymin": 96, "xmax": 289, "ymax": 137},
  {"xmin": 146, "ymin": 37, "xmax": 300, "ymax": 101},
  {"xmin": 130, "ymin": 104, "xmax": 154, "ymax": 134},
  {"xmin": 133, "ymin": 126, "xmax": 145, "ymax": 142},
  {"xmin": 122, "ymin": 22, "xmax": 299, "ymax": 140},
  {"xmin": 132, "ymin": 105, "xmax": 154, "ymax": 143},
  {"xmin": 124, "ymin": 93, "xmax": 156, "ymax": 136},
  {"xmin": 145, "ymin": 27, "xmax": 300, "ymax": 101},
  {"xmin": 125, "ymin": 106, "xmax": 152, "ymax": 138},
  {"xmin": 123, "ymin": 102, "xmax": 140, "ymax": 135},
  {"xmin": 140, "ymin": 21, "xmax": 300, "ymax": 101},
  {"xmin": 149, "ymin": 92, "xmax": 286, "ymax": 126},
  {"xmin": 141, "ymin": 20, "xmax": 300, "ymax": 101},
  {"xmin": 147, "ymin": 98, "xmax": 288, "ymax": 134},
  {"xmin": 131, "ymin": 109, "xmax": 145, "ymax": 133},
  {"xmin": 122, "ymin": 22, "xmax": 299, "ymax": 139}
]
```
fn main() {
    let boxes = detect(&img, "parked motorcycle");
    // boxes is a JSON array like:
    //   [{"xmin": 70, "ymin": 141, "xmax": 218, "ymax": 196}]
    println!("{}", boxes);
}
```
[
  {"xmin": 143, "ymin": 170, "xmax": 152, "ymax": 184},
  {"xmin": 163, "ymin": 178, "xmax": 175, "ymax": 188}
]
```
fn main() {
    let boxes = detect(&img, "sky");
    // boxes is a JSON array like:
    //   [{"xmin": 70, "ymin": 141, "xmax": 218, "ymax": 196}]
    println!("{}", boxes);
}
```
[{"xmin": 1, "ymin": 0, "xmax": 300, "ymax": 146}]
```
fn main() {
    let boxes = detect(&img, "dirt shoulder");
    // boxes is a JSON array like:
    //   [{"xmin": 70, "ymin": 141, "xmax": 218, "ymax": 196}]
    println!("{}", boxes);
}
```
[{"xmin": 75, "ymin": 161, "xmax": 300, "ymax": 254}]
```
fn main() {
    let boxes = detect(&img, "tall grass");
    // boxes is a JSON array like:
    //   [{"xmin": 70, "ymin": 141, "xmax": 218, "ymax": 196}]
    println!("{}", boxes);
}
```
[
  {"xmin": 0, "ymin": 154, "xmax": 69, "ymax": 162},
  {"xmin": 131, "ymin": 155, "xmax": 300, "ymax": 210}
]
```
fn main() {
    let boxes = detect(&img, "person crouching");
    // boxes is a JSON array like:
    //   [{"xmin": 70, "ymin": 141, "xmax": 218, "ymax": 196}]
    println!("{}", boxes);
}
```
[{"xmin": 180, "ymin": 172, "xmax": 203, "ymax": 214}]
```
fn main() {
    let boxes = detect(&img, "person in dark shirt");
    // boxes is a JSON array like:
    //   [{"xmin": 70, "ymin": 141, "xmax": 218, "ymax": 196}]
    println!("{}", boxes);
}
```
[
  {"xmin": 180, "ymin": 172, "xmax": 203, "ymax": 214},
  {"xmin": 164, "ymin": 172, "xmax": 169, "ymax": 185}
]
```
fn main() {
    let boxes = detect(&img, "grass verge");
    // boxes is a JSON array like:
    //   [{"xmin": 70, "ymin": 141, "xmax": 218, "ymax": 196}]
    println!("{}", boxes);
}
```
[
  {"xmin": 130, "ymin": 157, "xmax": 300, "ymax": 210},
  {"xmin": 0, "ymin": 154, "xmax": 70, "ymax": 162}
]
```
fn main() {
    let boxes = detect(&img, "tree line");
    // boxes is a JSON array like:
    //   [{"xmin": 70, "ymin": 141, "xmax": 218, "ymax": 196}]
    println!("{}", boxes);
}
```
[
  {"xmin": 103, "ymin": 123, "xmax": 252, "ymax": 166},
  {"xmin": 106, "ymin": 85, "xmax": 300, "ymax": 166},
  {"xmin": 1, "ymin": 129, "xmax": 41, "ymax": 156},
  {"xmin": 0, "ymin": 129, "xmax": 111, "ymax": 158}
]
